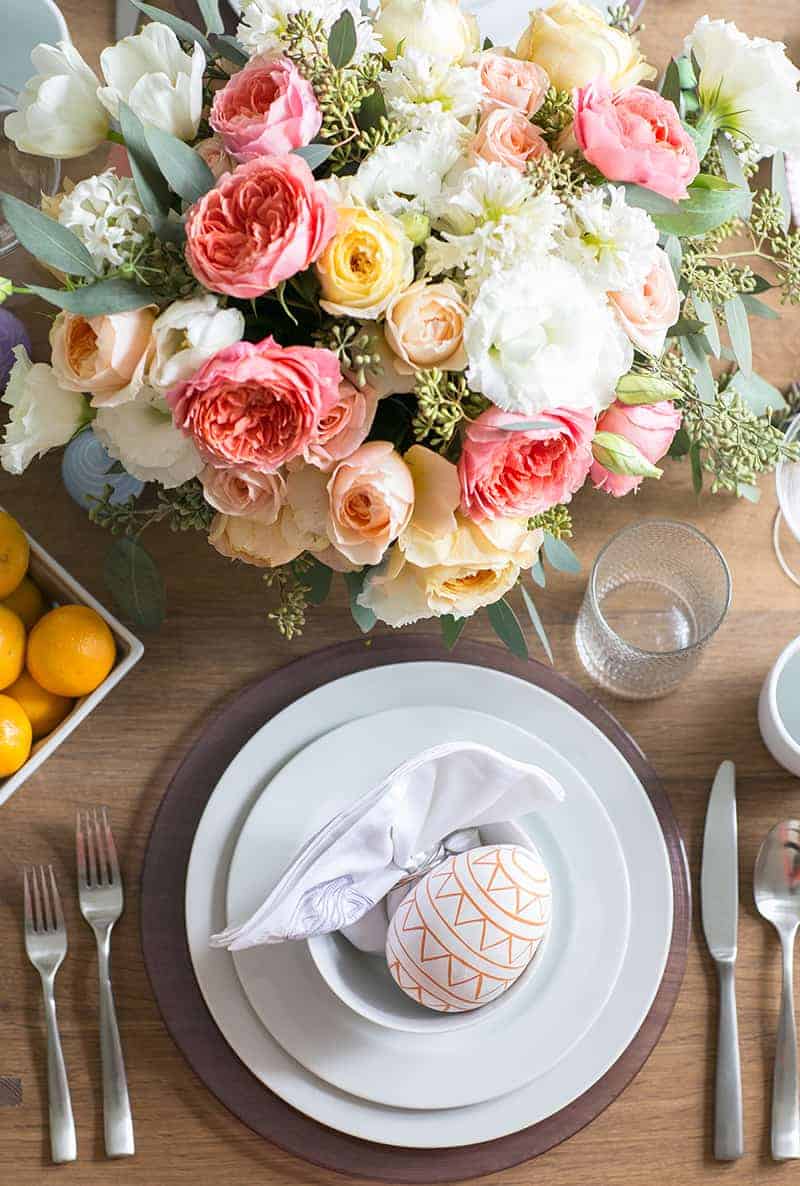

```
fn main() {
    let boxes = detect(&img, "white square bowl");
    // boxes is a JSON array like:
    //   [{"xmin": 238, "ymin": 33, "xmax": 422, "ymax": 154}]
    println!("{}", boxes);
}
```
[{"xmin": 0, "ymin": 526, "xmax": 144, "ymax": 808}]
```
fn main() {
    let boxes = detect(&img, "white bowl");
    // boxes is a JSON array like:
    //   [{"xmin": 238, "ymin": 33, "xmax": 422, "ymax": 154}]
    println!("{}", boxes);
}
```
[
  {"xmin": 307, "ymin": 820, "xmax": 551, "ymax": 1033},
  {"xmin": 759, "ymin": 634, "xmax": 800, "ymax": 778},
  {"xmin": 1, "ymin": 0, "xmax": 69, "ymax": 96}
]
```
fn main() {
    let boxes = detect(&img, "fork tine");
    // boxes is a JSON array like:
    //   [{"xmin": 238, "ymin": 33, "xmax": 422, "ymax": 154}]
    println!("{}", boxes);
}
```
[
  {"xmin": 30, "ymin": 864, "xmax": 43, "ymax": 932},
  {"xmin": 23, "ymin": 868, "xmax": 33, "ymax": 931},
  {"xmin": 48, "ymin": 866, "xmax": 64, "ymax": 930},
  {"xmin": 101, "ymin": 808, "xmax": 120, "ymax": 884},
  {"xmin": 76, "ymin": 812, "xmax": 88, "ymax": 888},
  {"xmin": 92, "ymin": 808, "xmax": 108, "ymax": 886},
  {"xmin": 84, "ymin": 809, "xmax": 99, "ymax": 888},
  {"xmin": 38, "ymin": 865, "xmax": 53, "ymax": 932}
]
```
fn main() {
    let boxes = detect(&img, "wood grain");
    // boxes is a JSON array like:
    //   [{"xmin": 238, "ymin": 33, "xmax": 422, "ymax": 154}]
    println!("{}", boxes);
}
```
[{"xmin": 1, "ymin": 0, "xmax": 800, "ymax": 1183}]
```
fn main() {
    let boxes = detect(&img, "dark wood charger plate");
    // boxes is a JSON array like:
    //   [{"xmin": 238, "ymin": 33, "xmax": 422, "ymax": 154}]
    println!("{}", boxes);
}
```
[{"xmin": 140, "ymin": 636, "xmax": 691, "ymax": 1183}]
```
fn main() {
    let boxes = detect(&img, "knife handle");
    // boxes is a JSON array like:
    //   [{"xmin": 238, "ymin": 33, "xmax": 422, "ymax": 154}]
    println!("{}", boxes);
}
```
[{"xmin": 714, "ymin": 960, "xmax": 743, "ymax": 1160}]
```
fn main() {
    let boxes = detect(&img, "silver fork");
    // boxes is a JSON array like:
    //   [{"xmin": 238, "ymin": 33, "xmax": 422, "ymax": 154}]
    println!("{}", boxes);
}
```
[
  {"xmin": 23, "ymin": 866, "xmax": 77, "ymax": 1164},
  {"xmin": 77, "ymin": 809, "xmax": 134, "ymax": 1158}
]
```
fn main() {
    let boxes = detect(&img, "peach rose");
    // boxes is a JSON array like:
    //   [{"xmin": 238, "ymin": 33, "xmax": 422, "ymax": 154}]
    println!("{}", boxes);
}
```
[
  {"xmin": 302, "ymin": 379, "xmax": 379, "ymax": 472},
  {"xmin": 609, "ymin": 248, "xmax": 681, "ymax": 356},
  {"xmin": 591, "ymin": 399, "xmax": 682, "ymax": 497},
  {"xmin": 478, "ymin": 50, "xmax": 549, "ymax": 117},
  {"xmin": 210, "ymin": 55, "xmax": 321, "ymax": 162},
  {"xmin": 194, "ymin": 135, "xmax": 234, "ymax": 180},
  {"xmin": 50, "ymin": 306, "xmax": 155, "ymax": 407},
  {"xmin": 470, "ymin": 108, "xmax": 549, "ymax": 172},
  {"xmin": 201, "ymin": 465, "xmax": 286, "ymax": 520},
  {"xmin": 384, "ymin": 280, "xmax": 468, "ymax": 374},
  {"xmin": 167, "ymin": 336, "xmax": 342, "ymax": 473},
  {"xmin": 184, "ymin": 154, "xmax": 337, "ymax": 299},
  {"xmin": 327, "ymin": 441, "xmax": 415, "ymax": 566}
]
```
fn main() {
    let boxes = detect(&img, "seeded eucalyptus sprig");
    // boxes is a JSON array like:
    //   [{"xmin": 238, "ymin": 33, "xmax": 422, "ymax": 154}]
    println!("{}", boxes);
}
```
[
  {"xmin": 88, "ymin": 480, "xmax": 215, "ymax": 536},
  {"xmin": 535, "ymin": 88, "xmax": 574, "ymax": 143},
  {"xmin": 412, "ymin": 370, "xmax": 489, "ymax": 450},
  {"xmin": 528, "ymin": 505, "xmax": 574, "ymax": 539}
]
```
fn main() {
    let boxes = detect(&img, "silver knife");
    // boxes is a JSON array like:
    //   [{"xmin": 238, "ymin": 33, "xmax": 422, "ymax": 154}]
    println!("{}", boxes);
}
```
[
  {"xmin": 701, "ymin": 759, "xmax": 744, "ymax": 1160},
  {"xmin": 116, "ymin": 0, "xmax": 140, "ymax": 42}
]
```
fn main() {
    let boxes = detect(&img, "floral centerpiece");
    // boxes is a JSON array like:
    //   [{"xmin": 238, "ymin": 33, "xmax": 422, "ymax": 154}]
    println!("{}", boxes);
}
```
[{"xmin": 2, "ymin": 0, "xmax": 800, "ymax": 652}]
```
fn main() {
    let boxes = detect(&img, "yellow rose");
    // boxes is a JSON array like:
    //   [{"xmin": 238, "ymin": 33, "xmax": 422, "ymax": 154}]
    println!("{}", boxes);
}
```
[
  {"xmin": 516, "ymin": 0, "xmax": 655, "ymax": 92},
  {"xmin": 316, "ymin": 206, "xmax": 414, "ymax": 319}
]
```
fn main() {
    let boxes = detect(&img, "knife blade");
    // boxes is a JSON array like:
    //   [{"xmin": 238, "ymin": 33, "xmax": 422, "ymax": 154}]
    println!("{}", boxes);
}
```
[
  {"xmin": 116, "ymin": 0, "xmax": 140, "ymax": 42},
  {"xmin": 701, "ymin": 759, "xmax": 743, "ymax": 1160}
]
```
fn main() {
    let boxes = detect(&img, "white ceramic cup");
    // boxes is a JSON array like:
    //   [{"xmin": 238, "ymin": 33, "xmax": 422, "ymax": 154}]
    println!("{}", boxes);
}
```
[{"xmin": 759, "ymin": 635, "xmax": 800, "ymax": 777}]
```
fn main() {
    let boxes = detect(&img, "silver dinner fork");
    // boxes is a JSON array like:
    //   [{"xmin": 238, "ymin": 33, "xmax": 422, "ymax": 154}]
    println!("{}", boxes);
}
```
[
  {"xmin": 23, "ymin": 866, "xmax": 77, "ymax": 1164},
  {"xmin": 77, "ymin": 809, "xmax": 134, "ymax": 1158}
]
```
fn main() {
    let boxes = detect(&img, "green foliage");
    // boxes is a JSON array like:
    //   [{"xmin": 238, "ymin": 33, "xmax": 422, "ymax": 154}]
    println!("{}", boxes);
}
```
[
  {"xmin": 28, "ymin": 278, "xmax": 154, "ymax": 316},
  {"xmin": 104, "ymin": 535, "xmax": 166, "ymax": 631},
  {"xmin": 440, "ymin": 615, "xmax": 466, "ymax": 651},
  {"xmin": 412, "ymin": 370, "xmax": 488, "ymax": 450},
  {"xmin": 528, "ymin": 505, "xmax": 573, "ymax": 540},
  {"xmin": 88, "ymin": 480, "xmax": 215, "ymax": 536},
  {"xmin": 316, "ymin": 320, "xmax": 383, "ymax": 387},
  {"xmin": 535, "ymin": 88, "xmax": 574, "ymax": 142},
  {"xmin": 0, "ymin": 193, "xmax": 98, "ymax": 278},
  {"xmin": 487, "ymin": 598, "xmax": 528, "ymax": 660}
]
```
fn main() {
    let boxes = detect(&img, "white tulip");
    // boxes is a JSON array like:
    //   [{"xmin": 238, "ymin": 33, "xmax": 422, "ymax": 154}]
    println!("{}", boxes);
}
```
[
  {"xmin": 98, "ymin": 23, "xmax": 205, "ymax": 141},
  {"xmin": 93, "ymin": 389, "xmax": 204, "ymax": 488},
  {"xmin": 149, "ymin": 296, "xmax": 246, "ymax": 395},
  {"xmin": 374, "ymin": 0, "xmax": 479, "ymax": 64},
  {"xmin": 3, "ymin": 42, "xmax": 109, "ymax": 159},
  {"xmin": 1, "ymin": 347, "xmax": 90, "ymax": 475}
]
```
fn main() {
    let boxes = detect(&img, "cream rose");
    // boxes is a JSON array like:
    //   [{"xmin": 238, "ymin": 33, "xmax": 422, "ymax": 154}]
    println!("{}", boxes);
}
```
[
  {"xmin": 516, "ymin": 0, "xmax": 655, "ymax": 92},
  {"xmin": 316, "ymin": 207, "xmax": 414, "ymax": 319},
  {"xmin": 327, "ymin": 441, "xmax": 415, "ymax": 566},
  {"xmin": 384, "ymin": 281, "xmax": 468, "ymax": 374},
  {"xmin": 201, "ymin": 466, "xmax": 286, "ymax": 520},
  {"xmin": 375, "ymin": 0, "xmax": 479, "ymax": 63},
  {"xmin": 50, "ymin": 306, "xmax": 156, "ymax": 407}
]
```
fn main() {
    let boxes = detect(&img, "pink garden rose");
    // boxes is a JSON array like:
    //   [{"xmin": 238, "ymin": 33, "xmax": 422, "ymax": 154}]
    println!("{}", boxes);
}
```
[
  {"xmin": 609, "ymin": 248, "xmax": 681, "ymax": 356},
  {"xmin": 210, "ymin": 55, "xmax": 321, "ymax": 162},
  {"xmin": 478, "ymin": 50, "xmax": 549, "ymax": 117},
  {"xmin": 459, "ymin": 406, "xmax": 595, "ymax": 521},
  {"xmin": 573, "ymin": 79, "xmax": 699, "ymax": 201},
  {"xmin": 168, "ymin": 336, "xmax": 342, "ymax": 473},
  {"xmin": 184, "ymin": 154, "xmax": 337, "ymax": 299},
  {"xmin": 327, "ymin": 441, "xmax": 415, "ymax": 566},
  {"xmin": 470, "ymin": 108, "xmax": 549, "ymax": 173},
  {"xmin": 591, "ymin": 399, "xmax": 682, "ymax": 497},
  {"xmin": 201, "ymin": 464, "xmax": 286, "ymax": 520},
  {"xmin": 302, "ymin": 379, "xmax": 379, "ymax": 472}
]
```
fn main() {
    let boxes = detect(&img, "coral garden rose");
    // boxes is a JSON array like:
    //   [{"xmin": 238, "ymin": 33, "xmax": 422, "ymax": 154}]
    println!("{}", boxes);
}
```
[
  {"xmin": 302, "ymin": 379, "xmax": 379, "ymax": 472},
  {"xmin": 50, "ymin": 306, "xmax": 155, "ymax": 407},
  {"xmin": 316, "ymin": 206, "xmax": 414, "ymax": 319},
  {"xmin": 167, "ymin": 336, "xmax": 342, "ymax": 473},
  {"xmin": 573, "ymin": 80, "xmax": 699, "ymax": 202},
  {"xmin": 201, "ymin": 465, "xmax": 286, "ymax": 520},
  {"xmin": 470, "ymin": 108, "xmax": 549, "ymax": 172},
  {"xmin": 459, "ymin": 406, "xmax": 595, "ymax": 521},
  {"xmin": 609, "ymin": 248, "xmax": 681, "ymax": 356},
  {"xmin": 384, "ymin": 280, "xmax": 468, "ymax": 374},
  {"xmin": 591, "ymin": 399, "xmax": 682, "ymax": 497},
  {"xmin": 477, "ymin": 50, "xmax": 549, "ymax": 117},
  {"xmin": 194, "ymin": 135, "xmax": 234, "ymax": 180},
  {"xmin": 184, "ymin": 154, "xmax": 337, "ymax": 299},
  {"xmin": 210, "ymin": 54, "xmax": 321, "ymax": 162},
  {"xmin": 327, "ymin": 441, "xmax": 415, "ymax": 566},
  {"xmin": 516, "ymin": 0, "xmax": 654, "ymax": 91}
]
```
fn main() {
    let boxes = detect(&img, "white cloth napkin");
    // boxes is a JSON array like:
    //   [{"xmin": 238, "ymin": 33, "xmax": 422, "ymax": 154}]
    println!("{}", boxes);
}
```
[{"xmin": 211, "ymin": 742, "xmax": 564, "ymax": 952}]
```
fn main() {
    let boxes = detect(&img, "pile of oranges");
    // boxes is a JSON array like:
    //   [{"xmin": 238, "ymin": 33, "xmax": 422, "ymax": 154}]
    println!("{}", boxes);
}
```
[{"xmin": 0, "ymin": 511, "xmax": 117, "ymax": 777}]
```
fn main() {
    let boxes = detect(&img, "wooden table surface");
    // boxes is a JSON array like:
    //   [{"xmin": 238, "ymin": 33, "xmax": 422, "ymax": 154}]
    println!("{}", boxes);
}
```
[{"xmin": 3, "ymin": 0, "xmax": 800, "ymax": 1182}]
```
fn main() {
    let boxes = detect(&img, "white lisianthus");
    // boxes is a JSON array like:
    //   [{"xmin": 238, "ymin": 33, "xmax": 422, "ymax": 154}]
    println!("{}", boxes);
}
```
[
  {"xmin": 685, "ymin": 16, "xmax": 800, "ymax": 151},
  {"xmin": 57, "ymin": 171, "xmax": 150, "ymax": 273},
  {"xmin": 463, "ymin": 257, "xmax": 633, "ymax": 415},
  {"xmin": 149, "ymin": 296, "xmax": 246, "ymax": 395},
  {"xmin": 1, "ymin": 348, "xmax": 90, "ymax": 475},
  {"xmin": 93, "ymin": 390, "xmax": 204, "ymax": 488},
  {"xmin": 237, "ymin": 0, "xmax": 382, "ymax": 61},
  {"xmin": 98, "ymin": 23, "xmax": 205, "ymax": 141},
  {"xmin": 4, "ymin": 42, "xmax": 109, "ymax": 159},
  {"xmin": 381, "ymin": 49, "xmax": 484, "ymax": 130},
  {"xmin": 558, "ymin": 186, "xmax": 659, "ymax": 293},
  {"xmin": 375, "ymin": 0, "xmax": 479, "ymax": 64},
  {"xmin": 349, "ymin": 115, "xmax": 467, "ymax": 216}
]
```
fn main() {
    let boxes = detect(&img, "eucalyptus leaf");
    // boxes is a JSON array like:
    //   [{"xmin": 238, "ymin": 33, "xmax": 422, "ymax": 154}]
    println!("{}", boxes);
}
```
[
  {"xmin": 740, "ymin": 293, "xmax": 779, "ymax": 320},
  {"xmin": 627, "ymin": 175, "xmax": 747, "ymax": 237},
  {"xmin": 29, "ymin": 278, "xmax": 154, "ymax": 316},
  {"xmin": 676, "ymin": 55, "xmax": 696, "ymax": 89},
  {"xmin": 689, "ymin": 441, "xmax": 703, "ymax": 493},
  {"xmin": 209, "ymin": 33, "xmax": 249, "ymax": 66},
  {"xmin": 667, "ymin": 316, "xmax": 707, "ymax": 337},
  {"xmin": 750, "ymin": 274, "xmax": 773, "ymax": 294},
  {"xmin": 723, "ymin": 294, "xmax": 752, "ymax": 376},
  {"xmin": 495, "ymin": 419, "xmax": 555, "ymax": 432},
  {"xmin": 660, "ymin": 59, "xmax": 681, "ymax": 107},
  {"xmin": 729, "ymin": 369, "xmax": 786, "ymax": 416},
  {"xmin": 668, "ymin": 425, "xmax": 691, "ymax": 458},
  {"xmin": 299, "ymin": 557, "xmax": 332, "ymax": 605},
  {"xmin": 327, "ymin": 8, "xmax": 357, "ymax": 67},
  {"xmin": 542, "ymin": 533, "xmax": 581, "ymax": 574},
  {"xmin": 357, "ymin": 87, "xmax": 387, "ymax": 132},
  {"xmin": 717, "ymin": 133, "xmax": 752, "ymax": 218},
  {"xmin": 0, "ymin": 193, "xmax": 98, "ymax": 279},
  {"xmin": 196, "ymin": 0, "xmax": 224, "ymax": 34},
  {"xmin": 144, "ymin": 124, "xmax": 215, "ymax": 205},
  {"xmin": 440, "ymin": 614, "xmax": 466, "ymax": 651},
  {"xmin": 293, "ymin": 143, "xmax": 334, "ymax": 172},
  {"xmin": 487, "ymin": 598, "xmax": 527, "ymax": 661},
  {"xmin": 129, "ymin": 1, "xmax": 214, "ymax": 54},
  {"xmin": 591, "ymin": 432, "xmax": 663, "ymax": 480},
  {"xmin": 663, "ymin": 234, "xmax": 682, "ymax": 284},
  {"xmin": 772, "ymin": 151, "xmax": 792, "ymax": 233},
  {"xmin": 680, "ymin": 334, "xmax": 716, "ymax": 402},
  {"xmin": 531, "ymin": 558, "xmax": 546, "ymax": 588},
  {"xmin": 104, "ymin": 535, "xmax": 165, "ymax": 631},
  {"xmin": 344, "ymin": 570, "xmax": 376, "ymax": 633},
  {"xmin": 692, "ymin": 294, "xmax": 720, "ymax": 357},
  {"xmin": 119, "ymin": 102, "xmax": 175, "ymax": 239},
  {"xmin": 616, "ymin": 371, "xmax": 680, "ymax": 405},
  {"xmin": 520, "ymin": 585, "xmax": 553, "ymax": 665}
]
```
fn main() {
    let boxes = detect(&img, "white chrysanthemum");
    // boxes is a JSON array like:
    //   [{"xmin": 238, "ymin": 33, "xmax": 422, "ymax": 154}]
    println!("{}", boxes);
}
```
[
  {"xmin": 558, "ymin": 186, "xmax": 659, "ymax": 292},
  {"xmin": 381, "ymin": 48, "xmax": 483, "ymax": 130},
  {"xmin": 57, "ymin": 170, "xmax": 150, "ymax": 272},
  {"xmin": 685, "ymin": 16, "xmax": 800, "ymax": 151},
  {"xmin": 93, "ymin": 390, "xmax": 203, "ymax": 489},
  {"xmin": 237, "ymin": 0, "xmax": 381, "ymax": 60},
  {"xmin": 349, "ymin": 114, "xmax": 467, "ymax": 217},
  {"xmin": 1, "ymin": 347, "xmax": 90, "ymax": 475},
  {"xmin": 463, "ymin": 257, "xmax": 633, "ymax": 415},
  {"xmin": 425, "ymin": 160, "xmax": 564, "ymax": 289}
]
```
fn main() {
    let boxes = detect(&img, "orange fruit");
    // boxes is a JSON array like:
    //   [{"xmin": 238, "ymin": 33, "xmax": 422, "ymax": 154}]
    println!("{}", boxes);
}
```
[
  {"xmin": 27, "ymin": 605, "xmax": 116, "ymax": 698},
  {"xmin": 0, "ymin": 511, "xmax": 29, "ymax": 598},
  {"xmin": 0, "ymin": 606, "xmax": 26, "ymax": 690},
  {"xmin": 3, "ymin": 576, "xmax": 47, "ymax": 630},
  {"xmin": 0, "ymin": 694, "xmax": 32, "ymax": 776},
  {"xmin": 7, "ymin": 671, "xmax": 72, "ymax": 740}
]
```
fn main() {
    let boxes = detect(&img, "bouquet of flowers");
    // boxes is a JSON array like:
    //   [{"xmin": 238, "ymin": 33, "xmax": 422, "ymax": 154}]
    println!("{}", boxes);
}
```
[{"xmin": 2, "ymin": 0, "xmax": 800, "ymax": 651}]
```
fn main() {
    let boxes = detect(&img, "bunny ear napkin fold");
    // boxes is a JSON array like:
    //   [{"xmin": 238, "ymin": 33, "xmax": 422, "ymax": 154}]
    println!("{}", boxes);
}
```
[{"xmin": 211, "ymin": 742, "xmax": 565, "ymax": 952}]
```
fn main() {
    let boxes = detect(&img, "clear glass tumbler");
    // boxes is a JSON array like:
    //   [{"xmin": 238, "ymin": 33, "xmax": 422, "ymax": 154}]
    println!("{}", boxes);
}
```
[
  {"xmin": 0, "ymin": 84, "xmax": 60, "ymax": 259},
  {"xmin": 575, "ymin": 519, "xmax": 732, "ymax": 700}
]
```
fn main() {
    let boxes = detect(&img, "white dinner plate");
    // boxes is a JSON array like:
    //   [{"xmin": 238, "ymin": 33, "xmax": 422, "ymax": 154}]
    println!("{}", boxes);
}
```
[
  {"xmin": 226, "ymin": 706, "xmax": 630, "ymax": 1111},
  {"xmin": 186, "ymin": 662, "xmax": 672, "ymax": 1147}
]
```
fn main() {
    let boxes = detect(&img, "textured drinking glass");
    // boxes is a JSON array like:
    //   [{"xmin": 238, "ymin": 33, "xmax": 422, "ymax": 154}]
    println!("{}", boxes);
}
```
[
  {"xmin": 575, "ymin": 520, "xmax": 732, "ymax": 700},
  {"xmin": 0, "ymin": 85, "xmax": 60, "ymax": 258}
]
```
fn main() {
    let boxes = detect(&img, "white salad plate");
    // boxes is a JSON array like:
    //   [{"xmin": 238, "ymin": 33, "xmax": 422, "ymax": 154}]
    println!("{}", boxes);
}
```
[
  {"xmin": 226, "ymin": 706, "xmax": 631, "ymax": 1111},
  {"xmin": 185, "ymin": 661, "xmax": 673, "ymax": 1148}
]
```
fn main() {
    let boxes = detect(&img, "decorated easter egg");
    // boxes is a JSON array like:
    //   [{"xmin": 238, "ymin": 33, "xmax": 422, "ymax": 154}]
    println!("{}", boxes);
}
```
[{"xmin": 385, "ymin": 842, "xmax": 551, "ymax": 1013}]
